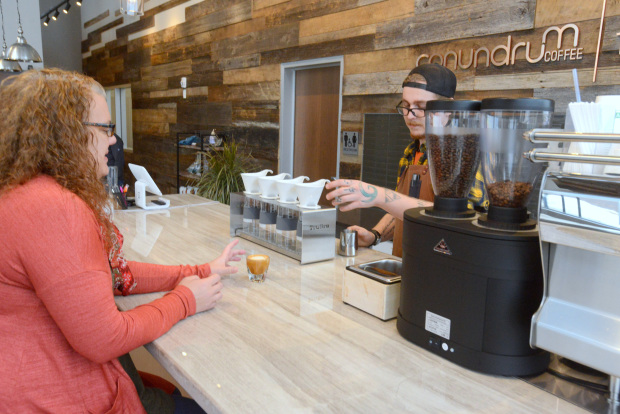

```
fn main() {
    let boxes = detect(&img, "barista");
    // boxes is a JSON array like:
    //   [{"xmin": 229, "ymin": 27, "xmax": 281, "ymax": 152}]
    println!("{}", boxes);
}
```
[{"xmin": 325, "ymin": 64, "xmax": 487, "ymax": 257}]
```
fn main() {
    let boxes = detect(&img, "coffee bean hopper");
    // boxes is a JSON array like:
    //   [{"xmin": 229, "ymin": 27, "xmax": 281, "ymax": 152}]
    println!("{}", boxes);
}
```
[
  {"xmin": 397, "ymin": 98, "xmax": 554, "ymax": 376},
  {"xmin": 525, "ymin": 129, "xmax": 620, "ymax": 407},
  {"xmin": 425, "ymin": 100, "xmax": 482, "ymax": 218},
  {"xmin": 478, "ymin": 98, "xmax": 555, "ymax": 230}
]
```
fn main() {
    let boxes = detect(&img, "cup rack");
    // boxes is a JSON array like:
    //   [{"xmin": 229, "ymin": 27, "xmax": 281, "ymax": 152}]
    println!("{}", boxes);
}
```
[{"xmin": 229, "ymin": 192, "xmax": 336, "ymax": 264}]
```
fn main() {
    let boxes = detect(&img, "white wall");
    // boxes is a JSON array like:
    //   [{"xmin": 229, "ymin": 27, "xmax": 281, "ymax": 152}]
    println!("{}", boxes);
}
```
[
  {"xmin": 39, "ymin": 0, "xmax": 82, "ymax": 71},
  {"xmin": 2, "ymin": 0, "xmax": 43, "ymax": 70}
]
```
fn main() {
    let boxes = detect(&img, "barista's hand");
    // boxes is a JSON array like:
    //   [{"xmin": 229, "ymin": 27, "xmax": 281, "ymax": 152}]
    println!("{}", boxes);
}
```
[
  {"xmin": 325, "ymin": 179, "xmax": 384, "ymax": 211},
  {"xmin": 178, "ymin": 274, "xmax": 223, "ymax": 313},
  {"xmin": 208, "ymin": 239, "xmax": 245, "ymax": 276},
  {"xmin": 348, "ymin": 225, "xmax": 375, "ymax": 247}
]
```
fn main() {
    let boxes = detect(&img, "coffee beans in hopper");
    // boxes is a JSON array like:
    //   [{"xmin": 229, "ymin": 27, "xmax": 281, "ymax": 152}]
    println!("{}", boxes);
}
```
[
  {"xmin": 487, "ymin": 181, "xmax": 533, "ymax": 208},
  {"xmin": 427, "ymin": 133, "xmax": 480, "ymax": 198}
]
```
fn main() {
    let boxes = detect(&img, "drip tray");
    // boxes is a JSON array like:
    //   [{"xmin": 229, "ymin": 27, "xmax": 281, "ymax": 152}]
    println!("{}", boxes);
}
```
[
  {"xmin": 521, "ymin": 354, "xmax": 618, "ymax": 413},
  {"xmin": 346, "ymin": 259, "xmax": 402, "ymax": 284}
]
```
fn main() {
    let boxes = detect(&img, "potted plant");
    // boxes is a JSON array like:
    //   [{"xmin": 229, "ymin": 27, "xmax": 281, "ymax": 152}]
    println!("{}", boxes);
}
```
[{"xmin": 195, "ymin": 141, "xmax": 252, "ymax": 205}]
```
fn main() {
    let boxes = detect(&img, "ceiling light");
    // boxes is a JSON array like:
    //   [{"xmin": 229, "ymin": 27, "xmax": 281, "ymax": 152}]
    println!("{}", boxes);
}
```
[
  {"xmin": 63, "ymin": 2, "xmax": 70, "ymax": 13},
  {"xmin": 0, "ymin": 0, "xmax": 21, "ymax": 71},
  {"xmin": 43, "ymin": 15, "xmax": 50, "ymax": 26},
  {"xmin": 6, "ymin": 0, "xmax": 42, "ymax": 63},
  {"xmin": 120, "ymin": 0, "xmax": 144, "ymax": 16},
  {"xmin": 76, "ymin": 0, "xmax": 81, "ymax": 6},
  {"xmin": 52, "ymin": 9, "xmax": 59, "ymax": 20}
]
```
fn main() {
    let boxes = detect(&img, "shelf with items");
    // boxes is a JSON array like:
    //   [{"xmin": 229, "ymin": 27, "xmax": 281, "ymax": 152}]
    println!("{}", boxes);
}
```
[{"xmin": 176, "ymin": 130, "xmax": 230, "ymax": 193}]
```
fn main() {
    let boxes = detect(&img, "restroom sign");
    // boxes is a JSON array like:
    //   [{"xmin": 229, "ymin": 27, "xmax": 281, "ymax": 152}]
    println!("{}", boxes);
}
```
[{"xmin": 342, "ymin": 131, "xmax": 359, "ymax": 155}]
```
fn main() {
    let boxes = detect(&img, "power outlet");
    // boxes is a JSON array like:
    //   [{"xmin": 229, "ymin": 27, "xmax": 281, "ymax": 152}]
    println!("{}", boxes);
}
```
[{"xmin": 180, "ymin": 77, "xmax": 187, "ymax": 88}]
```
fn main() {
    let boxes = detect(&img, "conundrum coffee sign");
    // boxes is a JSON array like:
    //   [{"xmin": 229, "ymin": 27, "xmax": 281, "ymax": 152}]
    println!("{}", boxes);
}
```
[{"xmin": 415, "ymin": 23, "xmax": 583, "ymax": 69}]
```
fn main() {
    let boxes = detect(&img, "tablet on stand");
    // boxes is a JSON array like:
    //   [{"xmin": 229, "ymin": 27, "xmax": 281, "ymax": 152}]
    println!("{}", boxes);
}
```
[{"xmin": 128, "ymin": 163, "xmax": 171, "ymax": 210}]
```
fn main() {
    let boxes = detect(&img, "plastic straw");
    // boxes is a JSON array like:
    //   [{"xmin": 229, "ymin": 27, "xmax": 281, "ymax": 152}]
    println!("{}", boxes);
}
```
[{"xmin": 573, "ymin": 69, "xmax": 581, "ymax": 103}]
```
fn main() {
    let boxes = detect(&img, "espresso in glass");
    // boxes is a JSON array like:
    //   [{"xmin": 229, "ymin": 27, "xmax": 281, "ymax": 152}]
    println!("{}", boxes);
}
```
[{"xmin": 246, "ymin": 254, "xmax": 270, "ymax": 283}]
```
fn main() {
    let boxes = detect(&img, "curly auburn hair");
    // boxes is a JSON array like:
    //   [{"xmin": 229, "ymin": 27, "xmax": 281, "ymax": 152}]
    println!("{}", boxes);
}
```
[{"xmin": 0, "ymin": 68, "xmax": 115, "ymax": 251}]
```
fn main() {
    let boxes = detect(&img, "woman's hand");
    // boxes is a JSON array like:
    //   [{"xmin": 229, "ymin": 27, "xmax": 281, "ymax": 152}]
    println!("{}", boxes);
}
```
[
  {"xmin": 325, "ymin": 179, "xmax": 385, "ymax": 211},
  {"xmin": 209, "ymin": 239, "xmax": 245, "ymax": 276},
  {"xmin": 179, "ymin": 274, "xmax": 223, "ymax": 313},
  {"xmin": 347, "ymin": 225, "xmax": 375, "ymax": 247}
]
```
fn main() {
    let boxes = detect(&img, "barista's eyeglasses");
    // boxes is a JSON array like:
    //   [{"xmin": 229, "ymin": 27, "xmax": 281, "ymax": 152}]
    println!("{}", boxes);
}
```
[
  {"xmin": 83, "ymin": 122, "xmax": 116, "ymax": 137},
  {"xmin": 396, "ymin": 103, "xmax": 425, "ymax": 118}
]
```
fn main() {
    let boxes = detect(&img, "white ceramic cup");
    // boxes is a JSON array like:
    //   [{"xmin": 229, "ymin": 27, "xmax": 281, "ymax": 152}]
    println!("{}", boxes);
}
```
[
  {"xmin": 240, "ymin": 169, "xmax": 273, "ymax": 194},
  {"xmin": 296, "ymin": 179, "xmax": 329, "ymax": 208},
  {"xmin": 276, "ymin": 176, "xmax": 309, "ymax": 203}
]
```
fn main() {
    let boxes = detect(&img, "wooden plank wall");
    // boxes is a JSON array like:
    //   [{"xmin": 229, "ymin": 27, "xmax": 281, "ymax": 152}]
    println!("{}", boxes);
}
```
[{"xmin": 82, "ymin": 0, "xmax": 620, "ymax": 193}]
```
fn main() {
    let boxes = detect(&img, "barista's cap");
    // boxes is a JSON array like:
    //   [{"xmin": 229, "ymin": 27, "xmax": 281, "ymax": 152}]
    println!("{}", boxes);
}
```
[{"xmin": 402, "ymin": 63, "xmax": 457, "ymax": 98}]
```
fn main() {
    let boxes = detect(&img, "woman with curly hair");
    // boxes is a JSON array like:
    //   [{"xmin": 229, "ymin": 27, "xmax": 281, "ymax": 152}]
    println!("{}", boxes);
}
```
[{"xmin": 0, "ymin": 68, "xmax": 244, "ymax": 413}]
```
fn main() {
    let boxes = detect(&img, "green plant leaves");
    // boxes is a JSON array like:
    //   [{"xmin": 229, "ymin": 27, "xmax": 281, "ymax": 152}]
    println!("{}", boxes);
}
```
[{"xmin": 195, "ymin": 141, "xmax": 252, "ymax": 205}]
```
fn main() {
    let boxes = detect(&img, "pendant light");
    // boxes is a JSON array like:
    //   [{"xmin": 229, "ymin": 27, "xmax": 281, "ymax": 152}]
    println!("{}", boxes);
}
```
[
  {"xmin": 6, "ymin": 0, "xmax": 42, "ymax": 63},
  {"xmin": 0, "ymin": 0, "xmax": 21, "ymax": 72},
  {"xmin": 120, "ymin": 0, "xmax": 144, "ymax": 16}
]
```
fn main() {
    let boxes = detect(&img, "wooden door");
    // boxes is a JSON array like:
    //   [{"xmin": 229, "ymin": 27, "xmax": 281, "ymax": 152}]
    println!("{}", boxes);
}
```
[{"xmin": 293, "ymin": 66, "xmax": 340, "ymax": 206}]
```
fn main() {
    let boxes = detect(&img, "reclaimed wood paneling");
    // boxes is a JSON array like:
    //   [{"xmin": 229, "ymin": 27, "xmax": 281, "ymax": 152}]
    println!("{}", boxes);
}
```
[
  {"xmin": 474, "ymin": 67, "xmax": 620, "ymax": 91},
  {"xmin": 217, "ymin": 54, "xmax": 261, "ymax": 71},
  {"xmin": 168, "ymin": 72, "xmax": 223, "ymax": 89},
  {"xmin": 133, "ymin": 108, "xmax": 177, "ymax": 124},
  {"xmin": 299, "ymin": 0, "xmax": 413, "ymax": 38},
  {"xmin": 261, "ymin": 34, "xmax": 375, "ymax": 65},
  {"xmin": 257, "ymin": 0, "xmax": 387, "ymax": 26},
  {"xmin": 151, "ymin": 43, "xmax": 210, "ymax": 66},
  {"xmin": 211, "ymin": 23, "xmax": 299, "ymax": 60},
  {"xmin": 82, "ymin": 0, "xmax": 620, "ymax": 193},
  {"xmin": 186, "ymin": 0, "xmax": 247, "ymax": 21},
  {"xmin": 223, "ymin": 64, "xmax": 281, "ymax": 85},
  {"xmin": 186, "ymin": 86, "xmax": 210, "ymax": 97},
  {"xmin": 141, "ymin": 60, "xmax": 193, "ymax": 80},
  {"xmin": 299, "ymin": 24, "xmax": 377, "ymax": 46},
  {"xmin": 82, "ymin": 17, "xmax": 124, "ymax": 53},
  {"xmin": 84, "ymin": 10, "xmax": 110, "ymax": 29},
  {"xmin": 208, "ymin": 81, "xmax": 280, "ymax": 102},
  {"xmin": 181, "ymin": 0, "xmax": 252, "ymax": 39},
  {"xmin": 344, "ymin": 47, "xmax": 415, "ymax": 75},
  {"xmin": 414, "ymin": 0, "xmax": 487, "ymax": 15},
  {"xmin": 116, "ymin": 15, "xmax": 155, "ymax": 38},
  {"xmin": 375, "ymin": 0, "xmax": 535, "ymax": 50},
  {"xmin": 232, "ymin": 101, "xmax": 280, "ymax": 124},
  {"xmin": 132, "ymin": 78, "xmax": 168, "ymax": 94},
  {"xmin": 535, "ymin": 0, "xmax": 620, "ymax": 27},
  {"xmin": 253, "ymin": 0, "xmax": 291, "ymax": 11},
  {"xmin": 143, "ymin": 0, "xmax": 196, "ymax": 18},
  {"xmin": 133, "ymin": 121, "xmax": 170, "ymax": 136},
  {"xmin": 343, "ymin": 70, "xmax": 409, "ymax": 95}
]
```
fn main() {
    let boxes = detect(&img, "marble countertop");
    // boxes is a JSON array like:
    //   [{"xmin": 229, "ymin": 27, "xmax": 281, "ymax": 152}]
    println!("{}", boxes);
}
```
[{"xmin": 114, "ymin": 196, "xmax": 586, "ymax": 414}]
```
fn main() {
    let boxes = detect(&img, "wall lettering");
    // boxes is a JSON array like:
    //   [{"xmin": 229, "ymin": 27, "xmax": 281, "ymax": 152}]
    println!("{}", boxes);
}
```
[{"xmin": 416, "ymin": 24, "xmax": 583, "ymax": 69}]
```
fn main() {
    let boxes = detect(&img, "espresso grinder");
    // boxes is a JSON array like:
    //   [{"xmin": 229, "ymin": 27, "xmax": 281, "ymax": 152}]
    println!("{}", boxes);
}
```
[{"xmin": 397, "ymin": 98, "xmax": 553, "ymax": 376}]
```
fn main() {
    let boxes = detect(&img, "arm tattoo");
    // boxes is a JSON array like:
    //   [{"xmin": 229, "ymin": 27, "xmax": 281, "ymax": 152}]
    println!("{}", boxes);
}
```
[
  {"xmin": 385, "ymin": 190, "xmax": 402, "ymax": 203},
  {"xmin": 359, "ymin": 183, "xmax": 378, "ymax": 203},
  {"xmin": 382, "ymin": 218, "xmax": 396, "ymax": 241}
]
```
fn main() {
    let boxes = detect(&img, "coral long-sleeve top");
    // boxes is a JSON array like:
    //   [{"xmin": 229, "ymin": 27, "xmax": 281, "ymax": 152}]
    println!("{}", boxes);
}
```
[{"xmin": 0, "ymin": 176, "xmax": 210, "ymax": 413}]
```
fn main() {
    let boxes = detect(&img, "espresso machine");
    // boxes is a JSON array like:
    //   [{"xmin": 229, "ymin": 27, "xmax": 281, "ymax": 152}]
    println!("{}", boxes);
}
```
[
  {"xmin": 397, "ymin": 98, "xmax": 553, "ymax": 376},
  {"xmin": 525, "ymin": 129, "xmax": 620, "ymax": 406}
]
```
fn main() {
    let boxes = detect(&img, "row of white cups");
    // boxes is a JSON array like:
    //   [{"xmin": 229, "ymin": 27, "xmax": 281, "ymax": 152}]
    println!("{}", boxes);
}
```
[{"xmin": 240, "ymin": 169, "xmax": 329, "ymax": 209}]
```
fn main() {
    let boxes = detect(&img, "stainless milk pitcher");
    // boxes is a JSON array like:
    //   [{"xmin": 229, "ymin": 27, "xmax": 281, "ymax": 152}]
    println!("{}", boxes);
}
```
[{"xmin": 338, "ymin": 229, "xmax": 358, "ymax": 257}]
